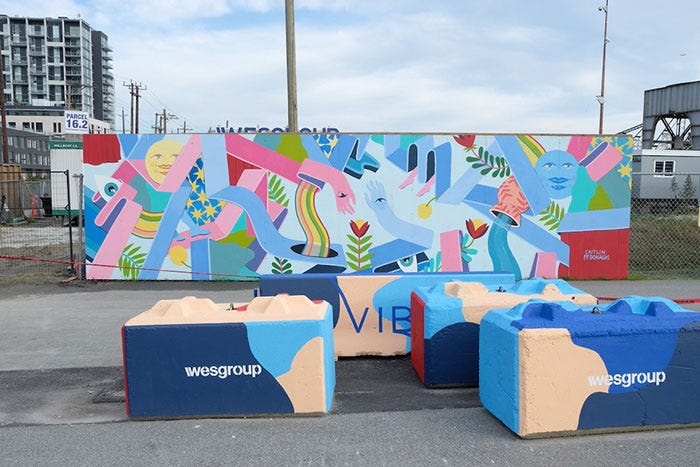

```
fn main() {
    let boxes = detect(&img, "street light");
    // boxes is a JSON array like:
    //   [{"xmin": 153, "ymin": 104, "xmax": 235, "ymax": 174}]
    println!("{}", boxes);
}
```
[{"xmin": 597, "ymin": 0, "xmax": 609, "ymax": 135}]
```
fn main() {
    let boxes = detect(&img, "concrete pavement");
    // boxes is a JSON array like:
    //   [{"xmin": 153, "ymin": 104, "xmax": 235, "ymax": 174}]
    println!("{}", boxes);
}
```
[{"xmin": 1, "ymin": 279, "xmax": 700, "ymax": 465}]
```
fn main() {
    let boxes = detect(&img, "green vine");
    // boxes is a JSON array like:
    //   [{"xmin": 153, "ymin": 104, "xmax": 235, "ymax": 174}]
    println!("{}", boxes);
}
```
[
  {"xmin": 346, "ymin": 234, "xmax": 373, "ymax": 272},
  {"xmin": 268, "ymin": 173, "xmax": 289, "ymax": 208},
  {"xmin": 539, "ymin": 201, "xmax": 566, "ymax": 231},
  {"xmin": 271, "ymin": 257, "xmax": 293, "ymax": 274},
  {"xmin": 465, "ymin": 146, "xmax": 511, "ymax": 178},
  {"xmin": 119, "ymin": 243, "xmax": 146, "ymax": 281}
]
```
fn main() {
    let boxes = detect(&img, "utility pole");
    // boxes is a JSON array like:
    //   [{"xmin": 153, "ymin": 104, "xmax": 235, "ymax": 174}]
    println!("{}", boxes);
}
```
[
  {"xmin": 121, "ymin": 107, "xmax": 126, "ymax": 134},
  {"xmin": 134, "ymin": 84, "xmax": 143, "ymax": 134},
  {"xmin": 177, "ymin": 120, "xmax": 192, "ymax": 134},
  {"xmin": 162, "ymin": 108, "xmax": 178, "ymax": 134},
  {"xmin": 153, "ymin": 113, "xmax": 162, "ymax": 133},
  {"xmin": 285, "ymin": 0, "xmax": 298, "ymax": 132},
  {"xmin": 0, "ymin": 35, "xmax": 8, "ymax": 164},
  {"xmin": 124, "ymin": 81, "xmax": 134, "ymax": 133},
  {"xmin": 123, "ymin": 81, "xmax": 146, "ymax": 134},
  {"xmin": 597, "ymin": 0, "xmax": 609, "ymax": 135}
]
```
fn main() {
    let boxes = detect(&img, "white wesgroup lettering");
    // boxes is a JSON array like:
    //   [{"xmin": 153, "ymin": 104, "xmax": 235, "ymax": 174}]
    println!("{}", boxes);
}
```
[
  {"xmin": 184, "ymin": 364, "xmax": 262, "ymax": 379},
  {"xmin": 588, "ymin": 370, "xmax": 666, "ymax": 388}
]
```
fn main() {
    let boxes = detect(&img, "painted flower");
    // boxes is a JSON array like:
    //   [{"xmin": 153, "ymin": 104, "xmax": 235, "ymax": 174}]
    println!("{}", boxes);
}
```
[
  {"xmin": 454, "ymin": 134, "xmax": 476, "ymax": 149},
  {"xmin": 350, "ymin": 219, "xmax": 370, "ymax": 237},
  {"xmin": 466, "ymin": 219, "xmax": 489, "ymax": 239}
]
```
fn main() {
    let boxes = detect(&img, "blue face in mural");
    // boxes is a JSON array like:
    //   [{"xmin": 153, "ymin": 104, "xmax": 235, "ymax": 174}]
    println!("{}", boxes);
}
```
[{"xmin": 535, "ymin": 150, "xmax": 579, "ymax": 199}]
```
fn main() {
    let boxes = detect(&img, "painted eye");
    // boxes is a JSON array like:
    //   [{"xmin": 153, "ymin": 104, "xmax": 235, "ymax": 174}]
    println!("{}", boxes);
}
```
[
  {"xmin": 95, "ymin": 175, "xmax": 122, "ymax": 200},
  {"xmin": 105, "ymin": 182, "xmax": 118, "ymax": 195},
  {"xmin": 398, "ymin": 256, "xmax": 417, "ymax": 273}
]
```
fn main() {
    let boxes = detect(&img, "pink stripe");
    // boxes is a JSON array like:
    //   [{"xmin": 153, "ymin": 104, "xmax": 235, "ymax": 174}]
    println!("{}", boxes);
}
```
[
  {"xmin": 159, "ymin": 135, "xmax": 202, "ymax": 192},
  {"xmin": 567, "ymin": 136, "xmax": 593, "ymax": 162},
  {"xmin": 89, "ymin": 202, "xmax": 142, "ymax": 279},
  {"xmin": 440, "ymin": 230, "xmax": 463, "ymax": 272},
  {"xmin": 226, "ymin": 134, "xmax": 301, "ymax": 183}
]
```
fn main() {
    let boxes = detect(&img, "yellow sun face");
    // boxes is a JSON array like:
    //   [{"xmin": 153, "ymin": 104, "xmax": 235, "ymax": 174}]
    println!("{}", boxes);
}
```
[{"xmin": 146, "ymin": 140, "xmax": 184, "ymax": 184}]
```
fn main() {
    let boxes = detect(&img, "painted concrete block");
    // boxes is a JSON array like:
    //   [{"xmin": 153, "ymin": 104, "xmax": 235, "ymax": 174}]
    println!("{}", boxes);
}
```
[
  {"xmin": 122, "ymin": 294, "xmax": 335, "ymax": 419},
  {"xmin": 411, "ymin": 279, "xmax": 597, "ymax": 387},
  {"xmin": 259, "ymin": 272, "xmax": 515, "ymax": 356},
  {"xmin": 479, "ymin": 297, "xmax": 700, "ymax": 438}
]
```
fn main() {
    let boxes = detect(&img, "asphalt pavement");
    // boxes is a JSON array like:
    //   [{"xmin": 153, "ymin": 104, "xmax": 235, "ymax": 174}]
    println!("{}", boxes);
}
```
[{"xmin": 1, "ymin": 279, "xmax": 700, "ymax": 466}]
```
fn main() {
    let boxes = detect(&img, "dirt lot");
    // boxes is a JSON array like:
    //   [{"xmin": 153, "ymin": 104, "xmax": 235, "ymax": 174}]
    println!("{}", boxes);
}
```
[{"xmin": 0, "ymin": 217, "xmax": 79, "ymax": 285}]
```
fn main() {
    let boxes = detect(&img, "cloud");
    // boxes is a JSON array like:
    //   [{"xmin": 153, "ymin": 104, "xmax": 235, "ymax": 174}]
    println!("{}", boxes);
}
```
[{"xmin": 2, "ymin": 1, "xmax": 700, "ymax": 135}]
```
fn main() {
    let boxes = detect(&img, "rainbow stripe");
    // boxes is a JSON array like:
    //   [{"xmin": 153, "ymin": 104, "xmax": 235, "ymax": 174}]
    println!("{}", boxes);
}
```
[
  {"xmin": 516, "ymin": 135, "xmax": 546, "ymax": 165},
  {"xmin": 295, "ymin": 181, "xmax": 330, "ymax": 257},
  {"xmin": 132, "ymin": 210, "xmax": 164, "ymax": 239}
]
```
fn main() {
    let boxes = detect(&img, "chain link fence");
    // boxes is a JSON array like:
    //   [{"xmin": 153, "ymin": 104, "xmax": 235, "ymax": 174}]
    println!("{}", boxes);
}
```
[
  {"xmin": 630, "ymin": 172, "xmax": 700, "ymax": 278},
  {"xmin": 0, "ymin": 166, "xmax": 80, "ymax": 283},
  {"xmin": 2, "ymin": 168, "xmax": 699, "ymax": 283}
]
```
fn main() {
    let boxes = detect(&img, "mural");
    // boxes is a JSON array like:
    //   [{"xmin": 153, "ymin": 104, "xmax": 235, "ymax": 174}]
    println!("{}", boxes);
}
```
[{"xmin": 83, "ymin": 133, "xmax": 633, "ymax": 281}]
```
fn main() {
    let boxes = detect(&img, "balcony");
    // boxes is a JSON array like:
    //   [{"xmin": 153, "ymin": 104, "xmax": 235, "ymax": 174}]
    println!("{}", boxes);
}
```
[
  {"xmin": 64, "ymin": 27, "xmax": 81, "ymax": 38},
  {"xmin": 29, "ymin": 67, "xmax": 46, "ymax": 75}
]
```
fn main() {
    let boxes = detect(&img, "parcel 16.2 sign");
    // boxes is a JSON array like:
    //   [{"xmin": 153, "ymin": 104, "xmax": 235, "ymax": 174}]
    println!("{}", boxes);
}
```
[{"xmin": 64, "ymin": 111, "xmax": 90, "ymax": 134}]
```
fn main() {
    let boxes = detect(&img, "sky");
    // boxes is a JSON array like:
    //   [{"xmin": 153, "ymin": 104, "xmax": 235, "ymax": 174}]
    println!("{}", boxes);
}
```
[{"xmin": 2, "ymin": 0, "xmax": 699, "ymax": 135}]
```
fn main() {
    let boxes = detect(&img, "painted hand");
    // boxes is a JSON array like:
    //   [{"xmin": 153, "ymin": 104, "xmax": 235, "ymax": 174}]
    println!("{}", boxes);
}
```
[
  {"xmin": 364, "ymin": 180, "xmax": 390, "ymax": 214},
  {"xmin": 298, "ymin": 158, "xmax": 356, "ymax": 214}
]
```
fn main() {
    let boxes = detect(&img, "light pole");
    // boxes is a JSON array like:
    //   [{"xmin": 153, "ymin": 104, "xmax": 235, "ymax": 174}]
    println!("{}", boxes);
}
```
[
  {"xmin": 597, "ymin": 0, "xmax": 609, "ymax": 135},
  {"xmin": 285, "ymin": 0, "xmax": 298, "ymax": 132}
]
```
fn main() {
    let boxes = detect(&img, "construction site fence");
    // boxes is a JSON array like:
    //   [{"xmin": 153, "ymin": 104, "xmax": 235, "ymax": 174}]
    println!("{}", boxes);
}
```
[
  {"xmin": 0, "ymin": 165, "xmax": 80, "ymax": 282},
  {"xmin": 1, "ymin": 170, "xmax": 699, "ymax": 282}
]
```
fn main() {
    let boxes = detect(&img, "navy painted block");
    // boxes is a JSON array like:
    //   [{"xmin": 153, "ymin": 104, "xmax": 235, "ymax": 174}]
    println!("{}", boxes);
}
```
[
  {"xmin": 411, "ymin": 279, "xmax": 596, "ymax": 387},
  {"xmin": 123, "ymin": 295, "xmax": 335, "ymax": 419},
  {"xmin": 480, "ymin": 296, "xmax": 700, "ymax": 437},
  {"xmin": 259, "ymin": 272, "xmax": 515, "ymax": 356}
]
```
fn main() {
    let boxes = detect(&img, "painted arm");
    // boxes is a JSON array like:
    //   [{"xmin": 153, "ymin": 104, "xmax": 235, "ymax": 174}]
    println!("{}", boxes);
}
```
[
  {"xmin": 298, "ymin": 158, "xmax": 356, "ymax": 215},
  {"xmin": 364, "ymin": 180, "xmax": 433, "ymax": 248}
]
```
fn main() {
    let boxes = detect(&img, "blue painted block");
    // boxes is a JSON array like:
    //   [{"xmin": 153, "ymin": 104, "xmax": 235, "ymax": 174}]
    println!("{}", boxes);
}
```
[
  {"xmin": 123, "ymin": 295, "xmax": 335, "ymax": 419},
  {"xmin": 411, "ymin": 279, "xmax": 596, "ymax": 387},
  {"xmin": 480, "ymin": 297, "xmax": 700, "ymax": 437},
  {"xmin": 259, "ymin": 272, "xmax": 515, "ymax": 356}
]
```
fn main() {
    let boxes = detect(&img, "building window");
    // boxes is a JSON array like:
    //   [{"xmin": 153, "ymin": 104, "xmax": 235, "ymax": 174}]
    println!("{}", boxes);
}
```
[{"xmin": 653, "ymin": 160, "xmax": 675, "ymax": 177}]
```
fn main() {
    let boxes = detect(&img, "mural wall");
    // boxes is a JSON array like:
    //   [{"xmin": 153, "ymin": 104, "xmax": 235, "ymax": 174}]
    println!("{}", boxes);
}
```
[{"xmin": 83, "ymin": 133, "xmax": 633, "ymax": 281}]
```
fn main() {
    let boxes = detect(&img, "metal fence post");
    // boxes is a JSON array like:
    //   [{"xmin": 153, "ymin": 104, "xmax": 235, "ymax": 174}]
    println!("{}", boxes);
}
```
[
  {"xmin": 76, "ymin": 173, "xmax": 84, "ymax": 280},
  {"xmin": 64, "ymin": 169, "xmax": 75, "ymax": 276}
]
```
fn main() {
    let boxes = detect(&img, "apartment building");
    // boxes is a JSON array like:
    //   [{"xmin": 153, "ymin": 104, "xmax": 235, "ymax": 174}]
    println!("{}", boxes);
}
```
[{"xmin": 0, "ymin": 15, "xmax": 114, "ymax": 131}]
